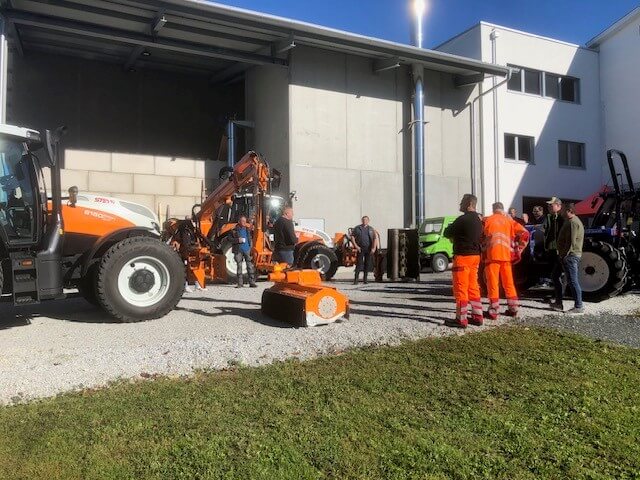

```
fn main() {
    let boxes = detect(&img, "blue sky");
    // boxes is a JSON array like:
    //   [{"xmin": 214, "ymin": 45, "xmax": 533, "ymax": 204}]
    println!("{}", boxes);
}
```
[{"xmin": 216, "ymin": 0, "xmax": 639, "ymax": 48}]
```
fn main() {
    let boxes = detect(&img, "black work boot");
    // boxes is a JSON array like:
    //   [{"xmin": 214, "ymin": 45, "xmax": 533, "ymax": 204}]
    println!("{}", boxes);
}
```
[
  {"xmin": 363, "ymin": 273, "xmax": 368, "ymax": 284},
  {"xmin": 353, "ymin": 273, "xmax": 359, "ymax": 285}
]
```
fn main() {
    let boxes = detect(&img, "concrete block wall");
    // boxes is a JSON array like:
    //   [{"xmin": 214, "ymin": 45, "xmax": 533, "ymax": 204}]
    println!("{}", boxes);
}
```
[
  {"xmin": 60, "ymin": 149, "xmax": 209, "ymax": 219},
  {"xmin": 7, "ymin": 52, "xmax": 240, "ymax": 222}
]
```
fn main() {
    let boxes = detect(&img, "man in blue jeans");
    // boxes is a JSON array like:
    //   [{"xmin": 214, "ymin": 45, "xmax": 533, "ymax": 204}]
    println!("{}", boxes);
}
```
[
  {"xmin": 553, "ymin": 203, "xmax": 585, "ymax": 313},
  {"xmin": 231, "ymin": 215, "xmax": 257, "ymax": 288}
]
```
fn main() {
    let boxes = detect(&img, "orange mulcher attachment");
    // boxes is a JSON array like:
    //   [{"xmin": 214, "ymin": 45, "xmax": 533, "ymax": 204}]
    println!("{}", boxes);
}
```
[{"xmin": 262, "ymin": 267, "xmax": 349, "ymax": 327}]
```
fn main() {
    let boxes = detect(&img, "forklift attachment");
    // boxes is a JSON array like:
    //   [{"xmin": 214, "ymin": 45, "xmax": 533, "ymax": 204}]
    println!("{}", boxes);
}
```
[{"xmin": 261, "ymin": 269, "xmax": 349, "ymax": 327}]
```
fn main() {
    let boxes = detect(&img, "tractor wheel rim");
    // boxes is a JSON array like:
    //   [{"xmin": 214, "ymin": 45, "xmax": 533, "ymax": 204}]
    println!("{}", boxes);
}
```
[
  {"xmin": 310, "ymin": 253, "xmax": 332, "ymax": 274},
  {"xmin": 579, "ymin": 252, "xmax": 610, "ymax": 292},
  {"xmin": 117, "ymin": 256, "xmax": 171, "ymax": 307},
  {"xmin": 224, "ymin": 246, "xmax": 238, "ymax": 276},
  {"xmin": 435, "ymin": 257, "xmax": 447, "ymax": 271}
]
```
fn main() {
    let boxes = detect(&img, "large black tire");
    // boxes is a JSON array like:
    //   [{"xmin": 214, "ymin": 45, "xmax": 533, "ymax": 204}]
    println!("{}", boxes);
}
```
[
  {"xmin": 299, "ymin": 244, "xmax": 339, "ymax": 280},
  {"xmin": 580, "ymin": 241, "xmax": 628, "ymax": 302},
  {"xmin": 77, "ymin": 262, "xmax": 100, "ymax": 306},
  {"xmin": 220, "ymin": 238, "xmax": 244, "ymax": 285},
  {"xmin": 0, "ymin": 260, "xmax": 4, "ymax": 295},
  {"xmin": 430, "ymin": 253, "xmax": 449, "ymax": 273},
  {"xmin": 96, "ymin": 237, "xmax": 185, "ymax": 322}
]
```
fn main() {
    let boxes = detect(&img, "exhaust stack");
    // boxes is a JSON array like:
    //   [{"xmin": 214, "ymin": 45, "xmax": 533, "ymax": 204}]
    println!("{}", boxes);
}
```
[{"xmin": 411, "ymin": 0, "xmax": 426, "ymax": 227}]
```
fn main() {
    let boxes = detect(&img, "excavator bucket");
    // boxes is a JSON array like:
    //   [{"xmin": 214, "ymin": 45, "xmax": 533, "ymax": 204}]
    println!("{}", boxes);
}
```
[{"xmin": 262, "ymin": 269, "xmax": 349, "ymax": 327}]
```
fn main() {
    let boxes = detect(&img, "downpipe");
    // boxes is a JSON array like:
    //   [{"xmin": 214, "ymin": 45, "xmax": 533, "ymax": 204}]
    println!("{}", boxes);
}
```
[
  {"xmin": 413, "ymin": 64, "xmax": 426, "ymax": 228},
  {"xmin": 469, "ymin": 67, "xmax": 513, "ymax": 213},
  {"xmin": 411, "ymin": 0, "xmax": 427, "ymax": 228},
  {"xmin": 490, "ymin": 28, "xmax": 500, "ymax": 203}
]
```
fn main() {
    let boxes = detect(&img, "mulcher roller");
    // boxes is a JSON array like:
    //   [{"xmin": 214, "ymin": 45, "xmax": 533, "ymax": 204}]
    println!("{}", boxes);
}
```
[{"xmin": 261, "ymin": 269, "xmax": 349, "ymax": 327}]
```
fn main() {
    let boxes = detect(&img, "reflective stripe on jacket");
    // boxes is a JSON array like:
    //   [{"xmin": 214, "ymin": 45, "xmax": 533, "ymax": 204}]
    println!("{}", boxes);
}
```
[{"xmin": 482, "ymin": 213, "xmax": 529, "ymax": 262}]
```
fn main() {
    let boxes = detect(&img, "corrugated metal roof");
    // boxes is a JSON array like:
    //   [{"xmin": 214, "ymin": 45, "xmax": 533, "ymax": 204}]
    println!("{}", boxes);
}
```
[{"xmin": 0, "ymin": 0, "xmax": 511, "ymax": 80}]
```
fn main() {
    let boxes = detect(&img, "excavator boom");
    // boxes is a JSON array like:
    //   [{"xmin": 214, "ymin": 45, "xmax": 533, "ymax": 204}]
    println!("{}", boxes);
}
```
[{"xmin": 197, "ymin": 151, "xmax": 273, "ymax": 239}]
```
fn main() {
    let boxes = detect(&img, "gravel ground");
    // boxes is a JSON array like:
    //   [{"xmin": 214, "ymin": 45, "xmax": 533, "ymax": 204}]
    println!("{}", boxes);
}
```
[
  {"xmin": 1, "ymin": 269, "xmax": 639, "ymax": 404},
  {"xmin": 519, "ymin": 314, "xmax": 640, "ymax": 348}
]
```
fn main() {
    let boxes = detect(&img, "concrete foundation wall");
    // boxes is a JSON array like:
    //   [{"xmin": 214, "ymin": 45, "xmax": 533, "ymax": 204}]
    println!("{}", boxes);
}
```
[
  {"xmin": 8, "ymin": 53, "xmax": 243, "ymax": 218},
  {"xmin": 245, "ymin": 65, "xmax": 290, "ymax": 193},
  {"xmin": 288, "ymin": 46, "xmax": 472, "ymax": 239},
  {"xmin": 289, "ymin": 46, "xmax": 410, "ymax": 240},
  {"xmin": 424, "ymin": 70, "xmax": 476, "ymax": 218}
]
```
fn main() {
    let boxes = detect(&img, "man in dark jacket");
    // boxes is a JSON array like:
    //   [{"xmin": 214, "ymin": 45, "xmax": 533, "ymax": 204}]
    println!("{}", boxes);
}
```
[
  {"xmin": 231, "ymin": 215, "xmax": 256, "ymax": 288},
  {"xmin": 273, "ymin": 206, "xmax": 297, "ymax": 265},
  {"xmin": 544, "ymin": 197, "xmax": 566, "ymax": 307},
  {"xmin": 352, "ymin": 216, "xmax": 378, "ymax": 285},
  {"xmin": 443, "ymin": 194, "xmax": 484, "ymax": 329}
]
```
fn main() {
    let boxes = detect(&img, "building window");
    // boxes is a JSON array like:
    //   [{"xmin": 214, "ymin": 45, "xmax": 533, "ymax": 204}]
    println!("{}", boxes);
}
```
[
  {"xmin": 505, "ymin": 134, "xmax": 534, "ymax": 163},
  {"xmin": 545, "ymin": 73, "xmax": 560, "ymax": 99},
  {"xmin": 559, "ymin": 141, "xmax": 585, "ymax": 168},
  {"xmin": 559, "ymin": 77, "xmax": 579, "ymax": 102},
  {"xmin": 524, "ymin": 69, "xmax": 542, "ymax": 95},
  {"xmin": 507, "ymin": 68, "xmax": 521, "ymax": 91},
  {"xmin": 508, "ymin": 64, "xmax": 580, "ymax": 103}
]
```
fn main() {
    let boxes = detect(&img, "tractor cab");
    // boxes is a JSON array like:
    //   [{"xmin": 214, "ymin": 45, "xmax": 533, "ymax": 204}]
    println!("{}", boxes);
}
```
[
  {"xmin": 0, "ymin": 124, "xmax": 66, "ymax": 303},
  {"xmin": 0, "ymin": 127, "xmax": 46, "ymax": 249}
]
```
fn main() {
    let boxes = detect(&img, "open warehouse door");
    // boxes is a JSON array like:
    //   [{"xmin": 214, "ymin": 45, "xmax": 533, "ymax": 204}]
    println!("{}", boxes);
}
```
[{"xmin": 0, "ymin": 0, "xmax": 297, "ymax": 227}]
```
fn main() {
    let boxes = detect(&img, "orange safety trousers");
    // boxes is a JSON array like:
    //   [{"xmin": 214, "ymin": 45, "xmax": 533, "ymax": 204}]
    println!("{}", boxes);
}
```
[
  {"xmin": 484, "ymin": 261, "xmax": 518, "ymax": 319},
  {"xmin": 452, "ymin": 255, "xmax": 483, "ymax": 323}
]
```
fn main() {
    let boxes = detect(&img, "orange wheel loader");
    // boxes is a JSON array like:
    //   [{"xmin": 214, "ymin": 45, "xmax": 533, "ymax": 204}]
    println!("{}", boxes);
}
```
[{"xmin": 0, "ymin": 124, "xmax": 185, "ymax": 322}]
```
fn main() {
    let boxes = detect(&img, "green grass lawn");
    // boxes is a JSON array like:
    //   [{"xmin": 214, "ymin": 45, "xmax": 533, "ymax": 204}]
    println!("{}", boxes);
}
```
[{"xmin": 1, "ymin": 327, "xmax": 639, "ymax": 480}]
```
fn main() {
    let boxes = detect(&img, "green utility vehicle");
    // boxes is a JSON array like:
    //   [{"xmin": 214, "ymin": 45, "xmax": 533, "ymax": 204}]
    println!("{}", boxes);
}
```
[{"xmin": 419, "ymin": 216, "xmax": 456, "ymax": 273}]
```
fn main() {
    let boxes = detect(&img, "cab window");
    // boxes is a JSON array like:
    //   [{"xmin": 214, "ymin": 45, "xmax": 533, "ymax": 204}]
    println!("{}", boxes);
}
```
[{"xmin": 0, "ymin": 139, "xmax": 37, "ymax": 242}]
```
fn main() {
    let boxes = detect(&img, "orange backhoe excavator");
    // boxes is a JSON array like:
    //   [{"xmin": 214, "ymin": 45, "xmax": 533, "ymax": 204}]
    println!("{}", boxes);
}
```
[
  {"xmin": 162, "ymin": 151, "xmax": 278, "ymax": 287},
  {"xmin": 162, "ymin": 151, "xmax": 349, "ymax": 326}
]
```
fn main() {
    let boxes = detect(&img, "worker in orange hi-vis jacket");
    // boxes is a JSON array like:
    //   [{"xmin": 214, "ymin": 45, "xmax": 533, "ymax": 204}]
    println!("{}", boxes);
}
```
[
  {"xmin": 482, "ymin": 202, "xmax": 530, "ymax": 320},
  {"xmin": 443, "ymin": 194, "xmax": 484, "ymax": 329}
]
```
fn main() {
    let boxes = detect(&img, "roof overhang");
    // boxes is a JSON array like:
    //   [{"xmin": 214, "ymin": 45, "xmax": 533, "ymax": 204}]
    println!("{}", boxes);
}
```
[{"xmin": 0, "ymin": 0, "xmax": 510, "ymax": 82}]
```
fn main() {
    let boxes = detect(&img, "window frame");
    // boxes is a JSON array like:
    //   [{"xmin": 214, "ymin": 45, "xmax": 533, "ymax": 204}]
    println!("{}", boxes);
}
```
[
  {"xmin": 504, "ymin": 133, "xmax": 535, "ymax": 164},
  {"xmin": 558, "ymin": 140, "xmax": 586, "ymax": 169},
  {"xmin": 507, "ymin": 64, "xmax": 581, "ymax": 104}
]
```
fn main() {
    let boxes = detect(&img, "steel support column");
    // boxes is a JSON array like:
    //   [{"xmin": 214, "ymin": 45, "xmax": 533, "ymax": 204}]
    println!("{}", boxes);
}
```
[
  {"xmin": 412, "ymin": 64, "xmax": 425, "ymax": 227},
  {"xmin": 411, "ymin": 0, "xmax": 426, "ymax": 227}
]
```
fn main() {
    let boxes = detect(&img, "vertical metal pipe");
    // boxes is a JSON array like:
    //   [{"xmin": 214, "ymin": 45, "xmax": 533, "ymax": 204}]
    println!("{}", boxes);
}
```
[
  {"xmin": 0, "ymin": 16, "xmax": 8, "ymax": 124},
  {"xmin": 490, "ymin": 29, "xmax": 500, "ymax": 203},
  {"xmin": 470, "ymin": 99, "xmax": 476, "ymax": 196},
  {"xmin": 226, "ymin": 119, "xmax": 235, "ymax": 167},
  {"xmin": 411, "ymin": 0, "xmax": 426, "ymax": 227}
]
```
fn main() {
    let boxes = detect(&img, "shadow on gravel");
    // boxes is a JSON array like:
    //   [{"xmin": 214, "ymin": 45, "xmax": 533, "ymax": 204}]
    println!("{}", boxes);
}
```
[
  {"xmin": 0, "ymin": 297, "xmax": 118, "ymax": 325},
  {"xmin": 0, "ymin": 316, "xmax": 32, "ymax": 330},
  {"xmin": 350, "ymin": 306, "xmax": 447, "ymax": 325},
  {"xmin": 175, "ymin": 304, "xmax": 292, "ymax": 329},
  {"xmin": 182, "ymin": 297, "xmax": 261, "ymax": 307}
]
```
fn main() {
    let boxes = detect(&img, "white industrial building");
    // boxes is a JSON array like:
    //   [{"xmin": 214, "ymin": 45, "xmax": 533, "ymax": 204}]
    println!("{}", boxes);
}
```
[
  {"xmin": 0, "ymin": 0, "xmax": 511, "ymax": 240},
  {"xmin": 0, "ymin": 0, "xmax": 637, "ymax": 235},
  {"xmin": 437, "ymin": 23, "xmax": 603, "ymax": 214},
  {"xmin": 437, "ymin": 7, "xmax": 640, "ymax": 215},
  {"xmin": 587, "ymin": 7, "xmax": 640, "ymax": 182}
]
